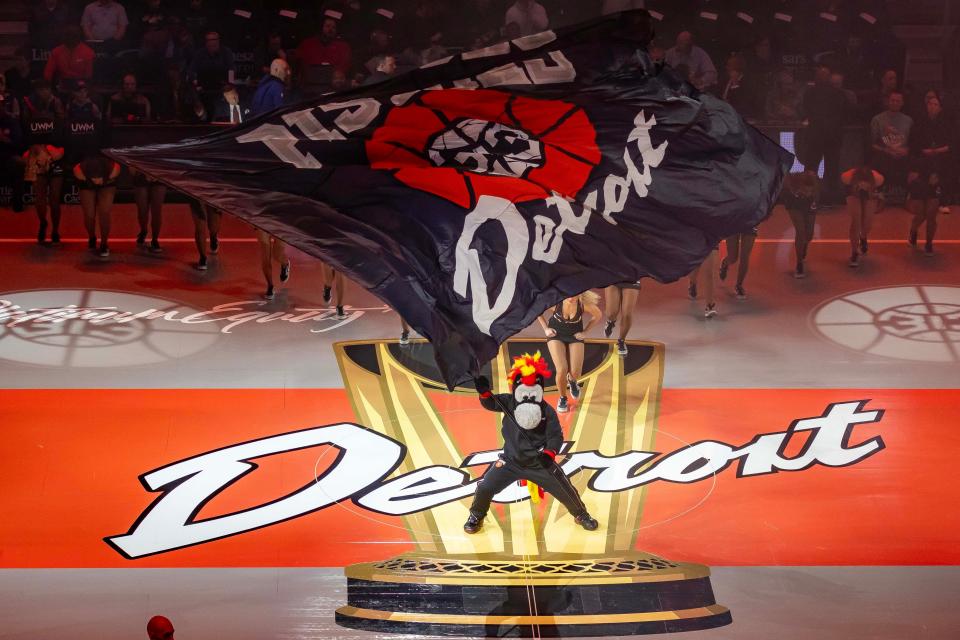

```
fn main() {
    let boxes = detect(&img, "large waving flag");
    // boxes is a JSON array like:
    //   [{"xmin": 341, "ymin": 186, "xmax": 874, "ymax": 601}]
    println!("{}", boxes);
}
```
[{"xmin": 106, "ymin": 11, "xmax": 792, "ymax": 389}]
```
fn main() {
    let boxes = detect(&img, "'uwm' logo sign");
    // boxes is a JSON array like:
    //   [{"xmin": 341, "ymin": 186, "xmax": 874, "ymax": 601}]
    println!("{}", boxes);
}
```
[{"xmin": 105, "ymin": 341, "xmax": 884, "ymax": 559}]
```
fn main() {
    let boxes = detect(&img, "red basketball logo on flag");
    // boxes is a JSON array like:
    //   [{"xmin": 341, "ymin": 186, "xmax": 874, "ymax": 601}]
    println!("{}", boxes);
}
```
[{"xmin": 366, "ymin": 89, "xmax": 601, "ymax": 208}]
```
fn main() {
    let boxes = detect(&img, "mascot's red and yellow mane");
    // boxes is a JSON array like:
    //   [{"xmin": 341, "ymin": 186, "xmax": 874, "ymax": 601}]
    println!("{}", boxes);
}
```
[{"xmin": 508, "ymin": 351, "xmax": 552, "ymax": 388}]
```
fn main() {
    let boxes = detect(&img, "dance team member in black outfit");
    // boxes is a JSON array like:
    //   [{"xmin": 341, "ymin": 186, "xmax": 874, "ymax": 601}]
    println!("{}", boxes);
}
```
[
  {"xmin": 603, "ymin": 282, "xmax": 640, "ymax": 356},
  {"xmin": 780, "ymin": 170, "xmax": 820, "ymax": 278},
  {"xmin": 463, "ymin": 353, "xmax": 598, "ymax": 535},
  {"xmin": 906, "ymin": 167, "xmax": 941, "ymax": 256},
  {"xmin": 538, "ymin": 291, "xmax": 601, "ymax": 413},
  {"xmin": 73, "ymin": 155, "xmax": 121, "ymax": 258}
]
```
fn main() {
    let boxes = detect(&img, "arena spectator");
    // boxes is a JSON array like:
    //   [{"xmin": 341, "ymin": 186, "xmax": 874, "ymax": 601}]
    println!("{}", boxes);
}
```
[
  {"xmin": 254, "ymin": 31, "xmax": 287, "ymax": 78},
  {"xmin": 505, "ymin": 0, "xmax": 549, "ymax": 37},
  {"xmin": 863, "ymin": 68, "xmax": 901, "ymax": 120},
  {"xmin": 22, "ymin": 78, "xmax": 64, "ymax": 125},
  {"xmin": 182, "ymin": 0, "xmax": 211, "ymax": 40},
  {"xmin": 188, "ymin": 31, "xmax": 235, "ymax": 114},
  {"xmin": 910, "ymin": 89, "xmax": 954, "ymax": 213},
  {"xmin": 830, "ymin": 71, "xmax": 858, "ymax": 115},
  {"xmin": 362, "ymin": 27, "xmax": 394, "ymax": 74},
  {"xmin": 647, "ymin": 42, "xmax": 665, "ymax": 66},
  {"xmin": 4, "ymin": 47, "xmax": 34, "ymax": 100},
  {"xmin": 206, "ymin": 83, "xmax": 249, "ymax": 124},
  {"xmin": 43, "ymin": 26, "xmax": 95, "ymax": 85},
  {"xmin": 801, "ymin": 64, "xmax": 847, "ymax": 203},
  {"xmin": 296, "ymin": 17, "xmax": 352, "ymax": 77},
  {"xmin": 665, "ymin": 31, "xmax": 717, "ymax": 93},
  {"xmin": 834, "ymin": 34, "xmax": 873, "ymax": 93},
  {"xmin": 0, "ymin": 107, "xmax": 24, "ymax": 212},
  {"xmin": 81, "ymin": 0, "xmax": 129, "ymax": 43},
  {"xmin": 30, "ymin": 0, "xmax": 73, "ymax": 50},
  {"xmin": 135, "ymin": 0, "xmax": 172, "ymax": 73},
  {"xmin": 108, "ymin": 73, "xmax": 152, "ymax": 123},
  {"xmin": 0, "ymin": 75, "xmax": 20, "ymax": 120},
  {"xmin": 64, "ymin": 79, "xmax": 101, "ymax": 122},
  {"xmin": 720, "ymin": 54, "xmax": 762, "ymax": 120},
  {"xmin": 251, "ymin": 60, "xmax": 290, "ymax": 115},
  {"xmin": 363, "ymin": 55, "xmax": 398, "ymax": 86},
  {"xmin": 870, "ymin": 90, "xmax": 912, "ymax": 194},
  {"xmin": 161, "ymin": 67, "xmax": 205, "ymax": 123},
  {"xmin": 130, "ymin": 0, "xmax": 167, "ymax": 44},
  {"xmin": 330, "ymin": 68, "xmax": 349, "ymax": 92},
  {"xmin": 744, "ymin": 36, "xmax": 778, "ymax": 81},
  {"xmin": 163, "ymin": 17, "xmax": 195, "ymax": 73},
  {"xmin": 63, "ymin": 79, "xmax": 103, "ymax": 168},
  {"xmin": 766, "ymin": 68, "xmax": 802, "ymax": 121},
  {"xmin": 421, "ymin": 33, "xmax": 450, "ymax": 66},
  {"xmin": 398, "ymin": 1, "xmax": 449, "ymax": 53},
  {"xmin": 188, "ymin": 31, "xmax": 234, "ymax": 86}
]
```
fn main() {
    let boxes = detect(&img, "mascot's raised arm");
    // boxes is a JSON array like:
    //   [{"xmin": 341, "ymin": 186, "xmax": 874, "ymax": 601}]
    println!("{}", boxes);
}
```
[{"xmin": 464, "ymin": 352, "xmax": 598, "ymax": 534}]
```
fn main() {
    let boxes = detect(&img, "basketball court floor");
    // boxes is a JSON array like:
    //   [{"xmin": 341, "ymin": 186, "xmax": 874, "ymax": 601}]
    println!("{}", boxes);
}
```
[{"xmin": 1, "ymin": 200, "xmax": 958, "ymax": 639}]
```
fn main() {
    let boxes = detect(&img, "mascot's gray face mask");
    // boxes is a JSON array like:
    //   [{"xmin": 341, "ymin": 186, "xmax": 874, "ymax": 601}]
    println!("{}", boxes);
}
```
[{"xmin": 513, "ymin": 383, "xmax": 543, "ymax": 430}]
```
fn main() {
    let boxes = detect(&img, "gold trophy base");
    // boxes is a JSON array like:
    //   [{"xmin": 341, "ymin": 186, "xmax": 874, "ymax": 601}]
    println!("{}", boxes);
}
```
[{"xmin": 336, "ymin": 551, "xmax": 732, "ymax": 636}]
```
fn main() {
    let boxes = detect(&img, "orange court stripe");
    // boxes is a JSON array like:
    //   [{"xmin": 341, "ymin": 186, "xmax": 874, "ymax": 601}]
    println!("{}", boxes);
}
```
[{"xmin": 0, "ymin": 388, "xmax": 956, "ymax": 568}]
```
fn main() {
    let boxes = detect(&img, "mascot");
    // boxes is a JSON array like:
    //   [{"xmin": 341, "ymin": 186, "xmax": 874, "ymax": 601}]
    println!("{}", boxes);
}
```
[{"xmin": 463, "ymin": 352, "xmax": 599, "ymax": 534}]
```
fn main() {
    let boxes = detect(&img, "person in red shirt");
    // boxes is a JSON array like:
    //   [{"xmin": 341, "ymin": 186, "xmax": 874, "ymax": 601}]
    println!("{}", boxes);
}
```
[
  {"xmin": 295, "ymin": 16, "xmax": 351, "ymax": 79},
  {"xmin": 43, "ymin": 26, "xmax": 94, "ymax": 84}
]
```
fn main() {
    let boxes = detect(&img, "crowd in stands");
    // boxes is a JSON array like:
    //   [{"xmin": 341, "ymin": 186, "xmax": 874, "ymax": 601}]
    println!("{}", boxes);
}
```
[
  {"xmin": 0, "ymin": 1, "xmax": 955, "ymax": 318},
  {"xmin": 1, "ymin": 1, "xmax": 915, "ymax": 123}
]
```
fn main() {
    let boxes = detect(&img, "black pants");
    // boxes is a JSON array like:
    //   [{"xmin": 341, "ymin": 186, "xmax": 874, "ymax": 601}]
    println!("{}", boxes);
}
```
[{"xmin": 469, "ymin": 459, "xmax": 588, "ymax": 519}]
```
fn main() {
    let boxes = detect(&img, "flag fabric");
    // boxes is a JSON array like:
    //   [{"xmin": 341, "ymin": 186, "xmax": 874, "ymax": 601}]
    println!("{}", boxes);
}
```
[{"xmin": 105, "ymin": 11, "xmax": 793, "ymax": 390}]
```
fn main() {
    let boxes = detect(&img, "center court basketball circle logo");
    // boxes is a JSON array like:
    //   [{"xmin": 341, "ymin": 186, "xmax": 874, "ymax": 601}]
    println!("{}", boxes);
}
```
[
  {"xmin": 0, "ymin": 289, "xmax": 221, "ymax": 367},
  {"xmin": 366, "ymin": 89, "xmax": 600, "ymax": 209},
  {"xmin": 812, "ymin": 285, "xmax": 960, "ymax": 362}
]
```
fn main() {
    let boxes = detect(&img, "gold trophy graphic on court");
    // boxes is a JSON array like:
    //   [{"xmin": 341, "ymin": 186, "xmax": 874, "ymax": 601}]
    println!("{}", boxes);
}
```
[{"xmin": 334, "ymin": 338, "xmax": 731, "ymax": 636}]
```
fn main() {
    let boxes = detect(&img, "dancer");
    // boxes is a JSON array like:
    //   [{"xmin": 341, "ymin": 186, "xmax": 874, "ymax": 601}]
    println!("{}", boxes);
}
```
[
  {"xmin": 73, "ymin": 155, "xmax": 121, "ymax": 257},
  {"xmin": 322, "ymin": 263, "xmax": 346, "ymax": 319},
  {"xmin": 906, "ymin": 168, "xmax": 941, "ymax": 256},
  {"xmin": 22, "ymin": 142, "xmax": 63, "ymax": 244},
  {"xmin": 911, "ymin": 89, "xmax": 953, "ymax": 215},
  {"xmin": 538, "ymin": 291, "xmax": 601, "ymax": 413},
  {"xmin": 132, "ymin": 168, "xmax": 166, "ymax": 253},
  {"xmin": 189, "ymin": 199, "xmax": 222, "ymax": 271},
  {"xmin": 840, "ymin": 165, "xmax": 884, "ymax": 267},
  {"xmin": 780, "ymin": 170, "xmax": 820, "ymax": 278},
  {"xmin": 687, "ymin": 249, "xmax": 719, "ymax": 318},
  {"xmin": 256, "ymin": 229, "xmax": 291, "ymax": 300},
  {"xmin": 22, "ymin": 79, "xmax": 64, "ymax": 244},
  {"xmin": 719, "ymin": 227, "xmax": 758, "ymax": 299},
  {"xmin": 603, "ymin": 282, "xmax": 640, "ymax": 356},
  {"xmin": 463, "ymin": 355, "xmax": 598, "ymax": 534}
]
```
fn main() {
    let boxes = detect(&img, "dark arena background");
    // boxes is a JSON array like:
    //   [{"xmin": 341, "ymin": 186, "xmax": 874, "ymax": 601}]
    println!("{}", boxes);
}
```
[{"xmin": 2, "ymin": 1, "xmax": 960, "ymax": 639}]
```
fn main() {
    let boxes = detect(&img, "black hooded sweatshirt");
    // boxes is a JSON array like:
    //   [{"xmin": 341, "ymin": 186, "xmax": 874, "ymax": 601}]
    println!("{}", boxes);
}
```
[{"xmin": 479, "ymin": 392, "xmax": 563, "ymax": 468}]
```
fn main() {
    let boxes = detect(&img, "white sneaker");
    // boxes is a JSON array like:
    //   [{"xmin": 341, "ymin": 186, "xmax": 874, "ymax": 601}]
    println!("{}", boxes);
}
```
[{"xmin": 939, "ymin": 205, "xmax": 951, "ymax": 215}]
